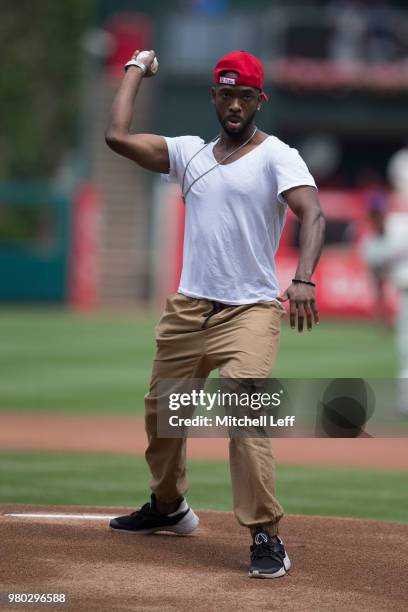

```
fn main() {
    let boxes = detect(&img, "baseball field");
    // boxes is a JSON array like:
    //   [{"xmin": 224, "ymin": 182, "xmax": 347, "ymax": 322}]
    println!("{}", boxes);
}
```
[{"xmin": 1, "ymin": 310, "xmax": 407, "ymax": 611}]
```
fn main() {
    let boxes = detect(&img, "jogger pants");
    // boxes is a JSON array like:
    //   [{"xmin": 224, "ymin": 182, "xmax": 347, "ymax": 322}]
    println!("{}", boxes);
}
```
[{"xmin": 144, "ymin": 292, "xmax": 286, "ymax": 535}]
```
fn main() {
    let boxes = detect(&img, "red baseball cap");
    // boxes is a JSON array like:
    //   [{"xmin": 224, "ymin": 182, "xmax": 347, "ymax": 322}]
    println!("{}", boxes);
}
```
[{"xmin": 213, "ymin": 50, "xmax": 268, "ymax": 101}]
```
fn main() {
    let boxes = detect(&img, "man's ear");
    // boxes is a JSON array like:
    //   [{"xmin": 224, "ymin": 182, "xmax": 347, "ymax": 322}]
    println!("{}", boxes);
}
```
[
  {"xmin": 257, "ymin": 94, "xmax": 262, "ymax": 111},
  {"xmin": 211, "ymin": 86, "xmax": 216, "ymax": 105}
]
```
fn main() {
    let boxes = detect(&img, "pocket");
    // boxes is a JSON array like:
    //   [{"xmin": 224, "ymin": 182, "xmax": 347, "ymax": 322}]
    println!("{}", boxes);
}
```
[
  {"xmin": 155, "ymin": 292, "xmax": 196, "ymax": 339},
  {"xmin": 272, "ymin": 299, "xmax": 287, "ymax": 317},
  {"xmin": 165, "ymin": 292, "xmax": 186, "ymax": 313}
]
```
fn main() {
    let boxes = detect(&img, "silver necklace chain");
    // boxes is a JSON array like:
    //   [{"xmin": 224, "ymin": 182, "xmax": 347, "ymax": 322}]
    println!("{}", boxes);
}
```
[{"xmin": 181, "ymin": 126, "xmax": 258, "ymax": 202}]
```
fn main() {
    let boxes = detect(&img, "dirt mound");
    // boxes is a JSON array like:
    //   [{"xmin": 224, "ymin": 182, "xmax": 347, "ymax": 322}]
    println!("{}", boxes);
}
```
[{"xmin": 0, "ymin": 505, "xmax": 407, "ymax": 611}]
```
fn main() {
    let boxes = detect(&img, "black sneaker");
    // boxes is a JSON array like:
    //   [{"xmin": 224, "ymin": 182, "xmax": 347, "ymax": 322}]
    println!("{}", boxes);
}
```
[
  {"xmin": 109, "ymin": 494, "xmax": 199, "ymax": 535},
  {"xmin": 249, "ymin": 529, "xmax": 291, "ymax": 578}
]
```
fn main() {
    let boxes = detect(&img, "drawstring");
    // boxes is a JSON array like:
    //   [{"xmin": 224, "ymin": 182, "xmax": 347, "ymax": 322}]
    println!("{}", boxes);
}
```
[{"xmin": 201, "ymin": 301, "xmax": 228, "ymax": 329}]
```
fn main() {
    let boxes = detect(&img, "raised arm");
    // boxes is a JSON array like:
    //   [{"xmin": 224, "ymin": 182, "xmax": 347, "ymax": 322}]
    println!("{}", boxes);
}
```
[
  {"xmin": 278, "ymin": 186, "xmax": 326, "ymax": 332},
  {"xmin": 105, "ymin": 50, "xmax": 169, "ymax": 174}
]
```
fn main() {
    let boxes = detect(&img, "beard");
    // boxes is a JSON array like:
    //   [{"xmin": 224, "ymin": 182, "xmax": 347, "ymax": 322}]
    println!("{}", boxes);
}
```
[{"xmin": 216, "ymin": 108, "xmax": 257, "ymax": 139}]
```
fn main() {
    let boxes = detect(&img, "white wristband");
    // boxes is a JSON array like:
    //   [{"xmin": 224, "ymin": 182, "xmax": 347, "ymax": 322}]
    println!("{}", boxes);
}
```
[{"xmin": 124, "ymin": 60, "xmax": 147, "ymax": 74}]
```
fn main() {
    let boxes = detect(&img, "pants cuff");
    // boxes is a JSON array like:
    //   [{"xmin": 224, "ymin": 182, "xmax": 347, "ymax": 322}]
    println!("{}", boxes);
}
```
[{"xmin": 250, "ymin": 522, "xmax": 279, "ymax": 537}]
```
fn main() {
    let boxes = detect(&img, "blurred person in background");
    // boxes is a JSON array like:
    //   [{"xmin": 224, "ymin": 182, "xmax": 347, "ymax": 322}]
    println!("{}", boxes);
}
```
[
  {"xmin": 105, "ymin": 48, "xmax": 325, "ymax": 578},
  {"xmin": 365, "ymin": 0, "xmax": 397, "ymax": 62},
  {"xmin": 363, "ymin": 194, "xmax": 392, "ymax": 328},
  {"xmin": 328, "ymin": 0, "xmax": 366, "ymax": 63},
  {"xmin": 328, "ymin": 0, "xmax": 397, "ymax": 64},
  {"xmin": 362, "ymin": 149, "xmax": 408, "ymax": 414}
]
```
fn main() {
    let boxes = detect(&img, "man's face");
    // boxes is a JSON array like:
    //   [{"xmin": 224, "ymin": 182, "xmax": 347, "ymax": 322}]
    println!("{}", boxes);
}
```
[{"xmin": 211, "ymin": 72, "xmax": 261, "ymax": 137}]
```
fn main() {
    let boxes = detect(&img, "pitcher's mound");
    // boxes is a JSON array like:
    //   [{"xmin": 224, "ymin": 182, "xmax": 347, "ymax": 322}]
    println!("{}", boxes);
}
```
[{"xmin": 1, "ymin": 505, "xmax": 407, "ymax": 612}]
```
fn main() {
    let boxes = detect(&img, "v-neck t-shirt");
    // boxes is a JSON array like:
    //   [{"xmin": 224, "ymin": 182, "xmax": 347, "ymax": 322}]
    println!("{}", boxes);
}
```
[{"xmin": 161, "ymin": 134, "xmax": 317, "ymax": 305}]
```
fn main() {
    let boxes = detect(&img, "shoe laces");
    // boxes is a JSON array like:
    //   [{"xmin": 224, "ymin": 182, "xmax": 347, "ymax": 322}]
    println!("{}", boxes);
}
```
[
  {"xmin": 251, "ymin": 539, "xmax": 285, "ymax": 560},
  {"xmin": 130, "ymin": 502, "xmax": 153, "ymax": 518}
]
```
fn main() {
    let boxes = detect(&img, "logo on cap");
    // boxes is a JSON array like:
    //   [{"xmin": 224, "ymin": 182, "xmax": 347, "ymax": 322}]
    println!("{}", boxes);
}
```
[
  {"xmin": 213, "ymin": 51, "xmax": 269, "ymax": 101},
  {"xmin": 219, "ymin": 76, "xmax": 236, "ymax": 85}
]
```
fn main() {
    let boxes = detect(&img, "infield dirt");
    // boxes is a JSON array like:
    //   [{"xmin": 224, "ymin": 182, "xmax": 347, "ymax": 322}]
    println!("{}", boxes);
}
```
[
  {"xmin": 1, "ymin": 505, "xmax": 407, "ymax": 612},
  {"xmin": 1, "ymin": 413, "xmax": 408, "ymax": 611}
]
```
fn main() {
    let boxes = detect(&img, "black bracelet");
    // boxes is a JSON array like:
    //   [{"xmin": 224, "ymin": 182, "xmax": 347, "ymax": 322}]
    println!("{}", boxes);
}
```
[{"xmin": 292, "ymin": 278, "xmax": 316, "ymax": 287}]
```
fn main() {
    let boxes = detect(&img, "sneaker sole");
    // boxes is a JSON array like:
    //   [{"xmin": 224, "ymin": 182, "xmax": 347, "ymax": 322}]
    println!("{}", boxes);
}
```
[
  {"xmin": 110, "ymin": 509, "xmax": 200, "ymax": 536},
  {"xmin": 248, "ymin": 554, "xmax": 291, "ymax": 579}
]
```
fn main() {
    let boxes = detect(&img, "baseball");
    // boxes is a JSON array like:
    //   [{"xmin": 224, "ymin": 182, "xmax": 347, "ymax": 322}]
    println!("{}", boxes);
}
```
[{"xmin": 137, "ymin": 50, "xmax": 159, "ymax": 77}]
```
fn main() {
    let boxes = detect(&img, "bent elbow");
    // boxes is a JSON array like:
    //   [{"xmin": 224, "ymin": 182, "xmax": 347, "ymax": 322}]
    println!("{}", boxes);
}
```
[
  {"xmin": 105, "ymin": 130, "xmax": 125, "ymax": 151},
  {"xmin": 105, "ymin": 130, "xmax": 117, "ymax": 149}
]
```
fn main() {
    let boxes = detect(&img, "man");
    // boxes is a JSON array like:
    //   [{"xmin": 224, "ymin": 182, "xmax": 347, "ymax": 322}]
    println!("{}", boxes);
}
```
[
  {"xmin": 362, "ymin": 200, "xmax": 408, "ymax": 414},
  {"xmin": 105, "ymin": 49, "xmax": 325, "ymax": 578},
  {"xmin": 363, "ymin": 191, "xmax": 391, "ymax": 327}
]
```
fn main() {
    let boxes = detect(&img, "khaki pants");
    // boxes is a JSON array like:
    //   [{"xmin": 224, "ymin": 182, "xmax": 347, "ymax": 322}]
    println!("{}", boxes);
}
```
[{"xmin": 144, "ymin": 292, "xmax": 285, "ymax": 536}]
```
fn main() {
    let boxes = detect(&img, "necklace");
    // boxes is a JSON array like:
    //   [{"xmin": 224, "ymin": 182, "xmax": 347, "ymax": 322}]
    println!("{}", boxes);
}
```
[{"xmin": 181, "ymin": 126, "xmax": 258, "ymax": 202}]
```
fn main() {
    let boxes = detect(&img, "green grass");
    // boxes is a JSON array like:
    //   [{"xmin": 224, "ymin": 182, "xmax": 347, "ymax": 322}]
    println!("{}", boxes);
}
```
[
  {"xmin": 0, "ymin": 310, "xmax": 398, "ymax": 413},
  {"xmin": 0, "ymin": 451, "xmax": 406, "ymax": 524}
]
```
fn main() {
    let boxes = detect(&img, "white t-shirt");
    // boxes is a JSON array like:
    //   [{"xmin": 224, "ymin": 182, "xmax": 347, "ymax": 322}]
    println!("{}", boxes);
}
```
[{"xmin": 161, "ymin": 134, "xmax": 317, "ymax": 304}]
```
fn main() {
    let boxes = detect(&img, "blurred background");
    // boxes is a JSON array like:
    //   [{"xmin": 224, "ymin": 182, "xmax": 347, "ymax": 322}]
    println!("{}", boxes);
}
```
[
  {"xmin": 1, "ymin": 0, "xmax": 408, "ymax": 310},
  {"xmin": 0, "ymin": 1, "xmax": 407, "ymax": 520}
]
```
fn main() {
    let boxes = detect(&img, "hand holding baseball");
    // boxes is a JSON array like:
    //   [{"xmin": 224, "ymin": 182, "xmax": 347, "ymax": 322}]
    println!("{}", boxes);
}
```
[{"xmin": 132, "ymin": 49, "xmax": 159, "ymax": 77}]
